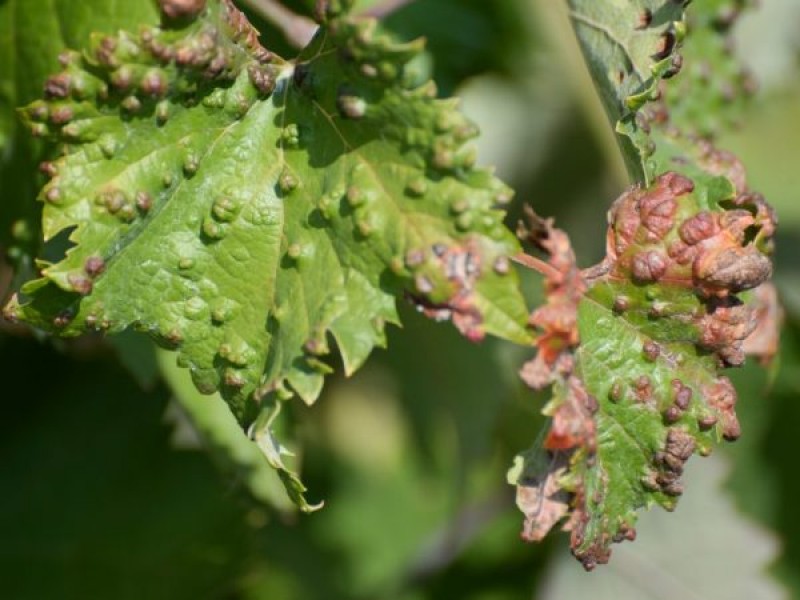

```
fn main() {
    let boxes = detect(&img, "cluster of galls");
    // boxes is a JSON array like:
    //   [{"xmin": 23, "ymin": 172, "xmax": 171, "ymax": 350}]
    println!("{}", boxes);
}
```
[
  {"xmin": 329, "ymin": 18, "xmax": 480, "ymax": 174},
  {"xmin": 658, "ymin": 0, "xmax": 757, "ymax": 137},
  {"xmin": 642, "ymin": 427, "xmax": 696, "ymax": 497},
  {"xmin": 25, "ymin": 0, "xmax": 277, "ymax": 146},
  {"xmin": 22, "ymin": 0, "xmax": 286, "ymax": 305},
  {"xmin": 514, "ymin": 168, "xmax": 776, "ymax": 570},
  {"xmin": 598, "ymin": 170, "xmax": 775, "ymax": 444},
  {"xmin": 604, "ymin": 171, "xmax": 774, "ymax": 361}
]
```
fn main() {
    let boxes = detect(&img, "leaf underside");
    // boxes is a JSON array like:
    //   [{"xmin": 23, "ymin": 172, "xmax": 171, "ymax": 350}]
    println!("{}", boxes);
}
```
[{"xmin": 565, "ymin": 0, "xmax": 687, "ymax": 183}]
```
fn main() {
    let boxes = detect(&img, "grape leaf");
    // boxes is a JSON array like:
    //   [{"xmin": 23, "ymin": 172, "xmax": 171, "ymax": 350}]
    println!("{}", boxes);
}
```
[
  {"xmin": 661, "ymin": 0, "xmax": 756, "ymax": 137},
  {"xmin": 565, "ymin": 0, "xmax": 687, "ymax": 183},
  {"xmin": 0, "ymin": 0, "xmax": 159, "ymax": 261},
  {"xmin": 0, "ymin": 0, "xmax": 159, "ymax": 114},
  {"xmin": 511, "ymin": 169, "xmax": 776, "ymax": 569},
  {"xmin": 538, "ymin": 455, "xmax": 787, "ymax": 600},
  {"xmin": 4, "ymin": 0, "xmax": 532, "ymax": 430}
]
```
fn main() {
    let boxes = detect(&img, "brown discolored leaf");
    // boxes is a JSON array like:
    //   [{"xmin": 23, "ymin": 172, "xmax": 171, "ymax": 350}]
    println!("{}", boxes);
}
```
[
  {"xmin": 516, "ymin": 207, "xmax": 586, "ymax": 390},
  {"xmin": 514, "ymin": 452, "xmax": 571, "ymax": 543},
  {"xmin": 410, "ymin": 238, "xmax": 490, "ymax": 343},
  {"xmin": 543, "ymin": 376, "xmax": 597, "ymax": 453},
  {"xmin": 512, "ymin": 164, "xmax": 778, "ymax": 569},
  {"xmin": 742, "ymin": 283, "xmax": 783, "ymax": 365}
]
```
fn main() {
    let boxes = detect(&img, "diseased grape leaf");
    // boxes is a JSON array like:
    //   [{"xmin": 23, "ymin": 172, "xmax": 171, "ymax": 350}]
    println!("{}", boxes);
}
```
[
  {"xmin": 511, "ymin": 168, "xmax": 776, "ymax": 569},
  {"xmin": 511, "ymin": 0, "xmax": 781, "ymax": 568},
  {"xmin": 661, "ymin": 0, "xmax": 757, "ymax": 137},
  {"xmin": 4, "ymin": 0, "xmax": 532, "ymax": 430},
  {"xmin": 538, "ymin": 455, "xmax": 787, "ymax": 600},
  {"xmin": 0, "ymin": 0, "xmax": 160, "ymax": 247},
  {"xmin": 565, "ymin": 0, "xmax": 687, "ymax": 183},
  {"xmin": 0, "ymin": 0, "xmax": 159, "ymax": 116}
]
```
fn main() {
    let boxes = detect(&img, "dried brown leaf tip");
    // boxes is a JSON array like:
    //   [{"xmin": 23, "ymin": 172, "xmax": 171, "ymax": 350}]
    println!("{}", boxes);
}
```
[
  {"xmin": 514, "ymin": 452, "xmax": 571, "ymax": 542},
  {"xmin": 512, "ymin": 377, "xmax": 597, "ymax": 545},
  {"xmin": 516, "ymin": 207, "xmax": 586, "ymax": 389},
  {"xmin": 742, "ymin": 283, "xmax": 783, "ymax": 365},
  {"xmin": 511, "ymin": 209, "xmax": 598, "ymax": 545}
]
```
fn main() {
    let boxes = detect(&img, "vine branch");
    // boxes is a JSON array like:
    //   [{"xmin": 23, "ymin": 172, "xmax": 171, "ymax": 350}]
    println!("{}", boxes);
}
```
[
  {"xmin": 238, "ymin": 0, "xmax": 417, "ymax": 49},
  {"xmin": 238, "ymin": 0, "xmax": 318, "ymax": 48},
  {"xmin": 362, "ymin": 0, "xmax": 416, "ymax": 19}
]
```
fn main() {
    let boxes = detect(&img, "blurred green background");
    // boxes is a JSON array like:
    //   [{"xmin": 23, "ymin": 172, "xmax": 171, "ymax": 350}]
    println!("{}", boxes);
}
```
[{"xmin": 1, "ymin": 0, "xmax": 799, "ymax": 598}]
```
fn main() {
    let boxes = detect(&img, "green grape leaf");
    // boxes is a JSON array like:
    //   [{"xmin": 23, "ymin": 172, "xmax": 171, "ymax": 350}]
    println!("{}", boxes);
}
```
[
  {"xmin": 0, "ymin": 0, "xmax": 159, "ymax": 261},
  {"xmin": 4, "ymin": 0, "xmax": 531, "ymax": 429},
  {"xmin": 661, "ymin": 0, "xmax": 756, "ymax": 138},
  {"xmin": 511, "ymin": 170, "xmax": 776, "ymax": 569},
  {"xmin": 0, "ymin": 0, "xmax": 159, "ymax": 114},
  {"xmin": 565, "ymin": 0, "xmax": 687, "ymax": 183}
]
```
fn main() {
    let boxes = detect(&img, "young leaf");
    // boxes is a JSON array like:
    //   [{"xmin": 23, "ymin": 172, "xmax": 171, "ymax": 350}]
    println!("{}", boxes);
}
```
[
  {"xmin": 661, "ymin": 0, "xmax": 757, "ymax": 137},
  {"xmin": 565, "ymin": 0, "xmax": 687, "ymax": 183},
  {"xmin": 4, "ymin": 0, "xmax": 531, "ymax": 426}
]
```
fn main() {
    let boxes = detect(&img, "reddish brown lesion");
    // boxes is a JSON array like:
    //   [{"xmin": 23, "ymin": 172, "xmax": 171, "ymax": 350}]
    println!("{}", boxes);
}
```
[
  {"xmin": 410, "ymin": 238, "xmax": 488, "ymax": 343},
  {"xmin": 702, "ymin": 376, "xmax": 741, "ymax": 440},
  {"xmin": 512, "ymin": 209, "xmax": 602, "ymax": 554},
  {"xmin": 600, "ymin": 171, "xmax": 775, "ymax": 301},
  {"xmin": 742, "ymin": 283, "xmax": 782, "ymax": 364},
  {"xmin": 544, "ymin": 376, "xmax": 597, "ymax": 453},
  {"xmin": 697, "ymin": 297, "xmax": 757, "ymax": 366}
]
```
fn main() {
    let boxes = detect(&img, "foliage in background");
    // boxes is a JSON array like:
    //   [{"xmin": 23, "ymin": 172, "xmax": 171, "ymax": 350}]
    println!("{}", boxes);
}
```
[{"xmin": 1, "ymin": 0, "xmax": 799, "ymax": 597}]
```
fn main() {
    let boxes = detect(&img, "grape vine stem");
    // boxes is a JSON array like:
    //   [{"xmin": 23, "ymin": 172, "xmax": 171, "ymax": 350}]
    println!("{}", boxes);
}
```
[
  {"xmin": 239, "ymin": 0, "xmax": 318, "ymax": 48},
  {"xmin": 238, "ymin": 0, "xmax": 418, "ymax": 49},
  {"xmin": 362, "ymin": 0, "xmax": 416, "ymax": 19}
]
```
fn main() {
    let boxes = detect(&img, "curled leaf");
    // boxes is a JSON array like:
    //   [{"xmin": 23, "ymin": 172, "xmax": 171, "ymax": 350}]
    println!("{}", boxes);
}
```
[
  {"xmin": 512, "ymin": 169, "xmax": 777, "ymax": 569},
  {"xmin": 566, "ymin": 0, "xmax": 688, "ymax": 183}
]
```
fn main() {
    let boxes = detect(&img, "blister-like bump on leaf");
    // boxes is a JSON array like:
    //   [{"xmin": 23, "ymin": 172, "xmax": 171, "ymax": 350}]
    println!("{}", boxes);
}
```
[
  {"xmin": 660, "ymin": 0, "xmax": 757, "ymax": 137},
  {"xmin": 511, "ymin": 170, "xmax": 777, "ymax": 570},
  {"xmin": 566, "ymin": 0, "xmax": 688, "ymax": 183},
  {"xmin": 4, "ymin": 0, "xmax": 532, "ymax": 424}
]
